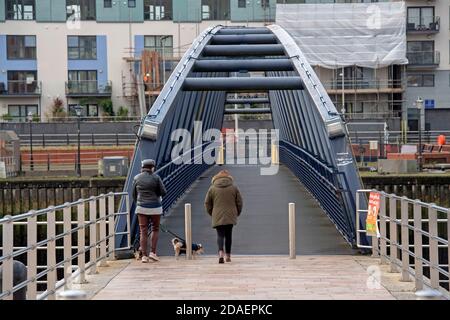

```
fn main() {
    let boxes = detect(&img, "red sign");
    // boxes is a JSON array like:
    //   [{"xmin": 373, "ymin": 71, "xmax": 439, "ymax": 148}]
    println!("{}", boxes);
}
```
[{"xmin": 366, "ymin": 192, "xmax": 380, "ymax": 236}]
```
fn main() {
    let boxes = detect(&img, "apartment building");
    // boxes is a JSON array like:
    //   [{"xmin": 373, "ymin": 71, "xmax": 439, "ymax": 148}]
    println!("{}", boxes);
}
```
[
  {"xmin": 0, "ymin": 0, "xmax": 449, "ymax": 130},
  {"xmin": 0, "ymin": 0, "xmax": 276, "ymax": 121},
  {"xmin": 277, "ymin": 0, "xmax": 450, "ymax": 132},
  {"xmin": 404, "ymin": 0, "xmax": 450, "ymax": 132}
]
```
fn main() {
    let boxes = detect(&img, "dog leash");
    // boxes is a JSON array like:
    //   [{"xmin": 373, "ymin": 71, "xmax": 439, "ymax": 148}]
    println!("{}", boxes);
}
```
[{"xmin": 160, "ymin": 223, "xmax": 186, "ymax": 243}]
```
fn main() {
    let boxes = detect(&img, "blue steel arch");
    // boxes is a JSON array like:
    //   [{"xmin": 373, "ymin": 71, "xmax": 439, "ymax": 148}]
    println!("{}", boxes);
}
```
[{"xmin": 116, "ymin": 25, "xmax": 368, "ymax": 249}]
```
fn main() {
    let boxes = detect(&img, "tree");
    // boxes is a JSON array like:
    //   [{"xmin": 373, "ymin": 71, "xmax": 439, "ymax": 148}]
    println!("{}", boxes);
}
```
[{"xmin": 50, "ymin": 98, "xmax": 67, "ymax": 121}]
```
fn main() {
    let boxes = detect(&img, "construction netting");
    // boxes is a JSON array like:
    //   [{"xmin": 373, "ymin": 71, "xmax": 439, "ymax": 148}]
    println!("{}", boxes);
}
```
[{"xmin": 276, "ymin": 2, "xmax": 408, "ymax": 69}]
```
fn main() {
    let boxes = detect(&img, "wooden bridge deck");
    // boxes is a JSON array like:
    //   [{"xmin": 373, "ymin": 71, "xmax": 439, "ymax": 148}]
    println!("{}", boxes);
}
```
[{"xmin": 92, "ymin": 255, "xmax": 396, "ymax": 300}]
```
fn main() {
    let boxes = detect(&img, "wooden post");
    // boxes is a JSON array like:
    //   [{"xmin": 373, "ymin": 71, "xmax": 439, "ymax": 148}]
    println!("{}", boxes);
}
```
[
  {"xmin": 2, "ymin": 216, "xmax": 14, "ymax": 300},
  {"xmin": 27, "ymin": 211, "xmax": 37, "ymax": 299},
  {"xmin": 98, "ymin": 196, "xmax": 108, "ymax": 267},
  {"xmin": 108, "ymin": 193, "xmax": 116, "ymax": 259},
  {"xmin": 63, "ymin": 206, "xmax": 72, "ymax": 289},
  {"xmin": 46, "ymin": 207, "xmax": 57, "ymax": 300},
  {"xmin": 271, "ymin": 142, "xmax": 279, "ymax": 165},
  {"xmin": 88, "ymin": 197, "xmax": 98, "ymax": 275},
  {"xmin": 289, "ymin": 203, "xmax": 296, "ymax": 259},
  {"xmin": 185, "ymin": 203, "xmax": 192, "ymax": 260},
  {"xmin": 74, "ymin": 202, "xmax": 87, "ymax": 284}
]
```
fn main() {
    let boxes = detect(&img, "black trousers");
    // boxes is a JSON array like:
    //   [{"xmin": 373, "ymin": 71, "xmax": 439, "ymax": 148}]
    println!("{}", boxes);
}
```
[{"xmin": 216, "ymin": 224, "xmax": 233, "ymax": 254}]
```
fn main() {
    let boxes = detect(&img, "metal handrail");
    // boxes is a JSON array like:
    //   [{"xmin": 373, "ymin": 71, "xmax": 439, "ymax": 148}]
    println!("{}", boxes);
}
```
[
  {"xmin": 0, "ymin": 192, "xmax": 131, "ymax": 300},
  {"xmin": 356, "ymin": 189, "xmax": 450, "ymax": 299}
]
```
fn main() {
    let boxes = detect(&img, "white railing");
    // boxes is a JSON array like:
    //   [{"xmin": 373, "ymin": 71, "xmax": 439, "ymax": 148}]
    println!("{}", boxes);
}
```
[
  {"xmin": 0, "ymin": 192, "xmax": 131, "ymax": 300},
  {"xmin": 356, "ymin": 190, "xmax": 450, "ymax": 299}
]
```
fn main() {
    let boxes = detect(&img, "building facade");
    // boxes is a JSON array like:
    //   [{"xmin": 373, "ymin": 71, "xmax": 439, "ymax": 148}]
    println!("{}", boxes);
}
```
[
  {"xmin": 0, "ymin": 0, "xmax": 275, "ymax": 121},
  {"xmin": 0, "ymin": 0, "xmax": 449, "ymax": 130}
]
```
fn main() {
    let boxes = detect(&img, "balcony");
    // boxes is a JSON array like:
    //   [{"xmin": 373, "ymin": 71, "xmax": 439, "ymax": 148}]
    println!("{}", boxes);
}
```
[
  {"xmin": 407, "ymin": 51, "xmax": 440, "ymax": 68},
  {"xmin": 65, "ymin": 80, "xmax": 112, "ymax": 97},
  {"xmin": 0, "ymin": 81, "xmax": 42, "ymax": 97},
  {"xmin": 323, "ymin": 79, "xmax": 404, "ymax": 94},
  {"xmin": 407, "ymin": 17, "xmax": 440, "ymax": 34}
]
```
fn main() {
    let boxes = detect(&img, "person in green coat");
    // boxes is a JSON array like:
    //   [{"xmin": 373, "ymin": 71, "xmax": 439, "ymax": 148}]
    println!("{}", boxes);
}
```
[{"xmin": 204, "ymin": 170, "xmax": 243, "ymax": 264}]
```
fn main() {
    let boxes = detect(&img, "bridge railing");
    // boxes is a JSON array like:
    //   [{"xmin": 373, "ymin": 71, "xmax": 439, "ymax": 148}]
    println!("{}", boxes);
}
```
[
  {"xmin": 0, "ymin": 192, "xmax": 130, "ymax": 300},
  {"xmin": 356, "ymin": 190, "xmax": 450, "ymax": 298},
  {"xmin": 279, "ymin": 140, "xmax": 355, "ymax": 245}
]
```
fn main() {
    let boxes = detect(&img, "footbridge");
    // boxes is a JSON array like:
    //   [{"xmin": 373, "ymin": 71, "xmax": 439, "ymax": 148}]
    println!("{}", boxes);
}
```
[
  {"xmin": 2, "ymin": 26, "xmax": 449, "ymax": 301},
  {"xmin": 116, "ymin": 24, "xmax": 368, "ymax": 251}
]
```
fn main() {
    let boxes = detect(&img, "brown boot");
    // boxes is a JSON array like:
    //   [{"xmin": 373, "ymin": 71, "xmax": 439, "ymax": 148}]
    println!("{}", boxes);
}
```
[{"xmin": 225, "ymin": 255, "xmax": 231, "ymax": 263}]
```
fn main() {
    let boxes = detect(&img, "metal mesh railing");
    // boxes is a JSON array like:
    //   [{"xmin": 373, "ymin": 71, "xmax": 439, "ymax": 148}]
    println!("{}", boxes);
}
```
[
  {"xmin": 0, "ymin": 192, "xmax": 131, "ymax": 300},
  {"xmin": 356, "ymin": 190, "xmax": 450, "ymax": 299},
  {"xmin": 279, "ymin": 140, "xmax": 355, "ymax": 245}
]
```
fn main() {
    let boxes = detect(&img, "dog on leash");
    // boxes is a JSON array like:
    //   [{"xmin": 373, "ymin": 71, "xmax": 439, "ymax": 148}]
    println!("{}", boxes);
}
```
[{"xmin": 171, "ymin": 238, "xmax": 204, "ymax": 259}]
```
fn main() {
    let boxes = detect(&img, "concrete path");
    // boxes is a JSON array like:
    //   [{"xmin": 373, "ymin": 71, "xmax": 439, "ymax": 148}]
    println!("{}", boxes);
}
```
[
  {"xmin": 92, "ymin": 255, "xmax": 396, "ymax": 300},
  {"xmin": 156, "ymin": 165, "xmax": 355, "ymax": 256}
]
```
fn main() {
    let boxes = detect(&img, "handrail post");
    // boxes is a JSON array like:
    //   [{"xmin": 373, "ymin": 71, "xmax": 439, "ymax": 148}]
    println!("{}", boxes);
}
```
[
  {"xmin": 428, "ymin": 204, "xmax": 439, "ymax": 290},
  {"xmin": 108, "ymin": 193, "xmax": 116, "ymax": 259},
  {"xmin": 356, "ymin": 191, "xmax": 360, "ymax": 247},
  {"xmin": 27, "ymin": 211, "xmax": 37, "ymax": 299},
  {"xmin": 289, "ymin": 203, "xmax": 296, "ymax": 259},
  {"xmin": 413, "ymin": 200, "xmax": 423, "ymax": 291},
  {"xmin": 389, "ymin": 196, "xmax": 399, "ymax": 273},
  {"xmin": 74, "ymin": 201, "xmax": 87, "ymax": 284},
  {"xmin": 2, "ymin": 216, "xmax": 14, "ymax": 300},
  {"xmin": 379, "ymin": 195, "xmax": 387, "ymax": 264},
  {"xmin": 88, "ymin": 197, "xmax": 97, "ymax": 275},
  {"xmin": 98, "ymin": 195, "xmax": 107, "ymax": 267},
  {"xmin": 63, "ymin": 205, "xmax": 72, "ymax": 289},
  {"xmin": 47, "ymin": 207, "xmax": 57, "ymax": 299},
  {"xmin": 271, "ymin": 140, "xmax": 279, "ymax": 165},
  {"xmin": 126, "ymin": 194, "xmax": 131, "ymax": 248},
  {"xmin": 448, "ymin": 208, "xmax": 450, "ymax": 292},
  {"xmin": 400, "ymin": 197, "xmax": 411, "ymax": 282},
  {"xmin": 185, "ymin": 203, "xmax": 192, "ymax": 260}
]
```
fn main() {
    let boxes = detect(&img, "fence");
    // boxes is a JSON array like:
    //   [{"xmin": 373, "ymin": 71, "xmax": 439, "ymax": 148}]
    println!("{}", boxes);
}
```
[
  {"xmin": 20, "ymin": 149, "xmax": 134, "ymax": 172},
  {"xmin": 0, "ymin": 192, "xmax": 131, "ymax": 300},
  {"xmin": 356, "ymin": 190, "xmax": 449, "ymax": 298},
  {"xmin": 18, "ymin": 133, "xmax": 137, "ymax": 148},
  {"xmin": 0, "ymin": 156, "xmax": 18, "ymax": 177}
]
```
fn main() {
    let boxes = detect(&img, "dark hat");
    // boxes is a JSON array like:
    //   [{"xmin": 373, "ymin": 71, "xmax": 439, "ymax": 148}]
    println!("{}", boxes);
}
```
[{"xmin": 141, "ymin": 159, "xmax": 156, "ymax": 168}]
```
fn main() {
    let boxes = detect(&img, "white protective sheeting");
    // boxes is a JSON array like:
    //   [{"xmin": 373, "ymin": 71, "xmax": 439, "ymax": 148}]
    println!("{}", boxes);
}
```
[{"xmin": 276, "ymin": 2, "xmax": 408, "ymax": 69}]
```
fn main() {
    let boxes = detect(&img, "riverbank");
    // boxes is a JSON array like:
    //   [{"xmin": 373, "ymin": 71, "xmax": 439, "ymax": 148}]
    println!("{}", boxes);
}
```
[{"xmin": 1, "ymin": 171, "xmax": 450, "ymax": 216}]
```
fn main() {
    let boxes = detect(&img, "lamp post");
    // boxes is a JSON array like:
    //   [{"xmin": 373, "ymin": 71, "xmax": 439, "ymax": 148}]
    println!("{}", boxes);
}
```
[
  {"xmin": 75, "ymin": 105, "xmax": 82, "ymax": 177},
  {"xmin": 161, "ymin": 35, "xmax": 171, "ymax": 87},
  {"xmin": 27, "ymin": 112, "xmax": 34, "ymax": 171},
  {"xmin": 416, "ymin": 97, "xmax": 424, "ymax": 172},
  {"xmin": 339, "ymin": 69, "xmax": 345, "ymax": 117}
]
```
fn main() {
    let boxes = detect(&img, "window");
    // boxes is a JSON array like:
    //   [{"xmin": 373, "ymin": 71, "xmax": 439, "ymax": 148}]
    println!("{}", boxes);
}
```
[
  {"xmin": 68, "ymin": 70, "xmax": 98, "ymax": 93},
  {"xmin": 7, "ymin": 71, "xmax": 38, "ymax": 94},
  {"xmin": 144, "ymin": 0, "xmax": 172, "ymax": 20},
  {"xmin": 6, "ymin": 0, "xmax": 35, "ymax": 20},
  {"xmin": 68, "ymin": 104, "xmax": 99, "ymax": 117},
  {"xmin": 407, "ymin": 74, "xmax": 435, "ymax": 87},
  {"xmin": 144, "ymin": 35, "xmax": 173, "ymax": 58},
  {"xmin": 68, "ymin": 36, "xmax": 97, "ymax": 60},
  {"xmin": 407, "ymin": 7, "xmax": 434, "ymax": 31},
  {"xmin": 7, "ymin": 35, "xmax": 36, "ymax": 60},
  {"xmin": 261, "ymin": 0, "xmax": 270, "ymax": 8},
  {"xmin": 104, "ymin": 0, "xmax": 112, "ymax": 8},
  {"xmin": 66, "ymin": 0, "xmax": 96, "ymax": 21},
  {"xmin": 8, "ymin": 105, "xmax": 38, "ymax": 122},
  {"xmin": 201, "ymin": 0, "xmax": 230, "ymax": 20},
  {"xmin": 128, "ymin": 0, "xmax": 136, "ymax": 7},
  {"xmin": 407, "ymin": 41, "xmax": 435, "ymax": 64},
  {"xmin": 238, "ymin": 0, "xmax": 246, "ymax": 8}
]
